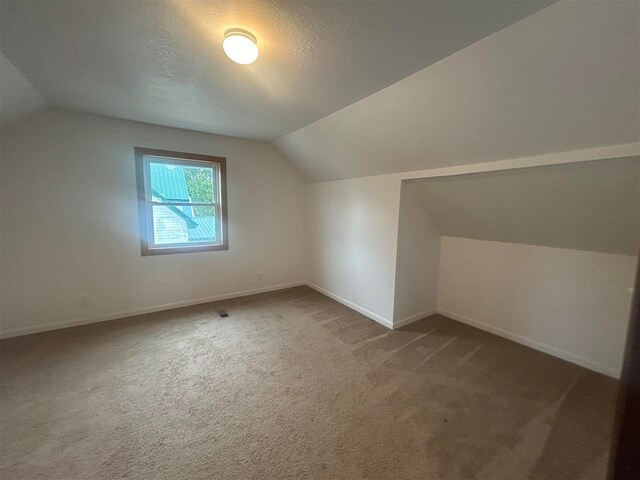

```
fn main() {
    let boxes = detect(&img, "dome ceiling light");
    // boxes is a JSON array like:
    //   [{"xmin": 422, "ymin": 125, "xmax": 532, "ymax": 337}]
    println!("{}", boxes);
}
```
[{"xmin": 223, "ymin": 28, "xmax": 259, "ymax": 65}]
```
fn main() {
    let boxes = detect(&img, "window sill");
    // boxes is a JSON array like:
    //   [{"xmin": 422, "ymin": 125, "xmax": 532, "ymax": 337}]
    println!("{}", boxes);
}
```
[{"xmin": 141, "ymin": 244, "xmax": 229, "ymax": 256}]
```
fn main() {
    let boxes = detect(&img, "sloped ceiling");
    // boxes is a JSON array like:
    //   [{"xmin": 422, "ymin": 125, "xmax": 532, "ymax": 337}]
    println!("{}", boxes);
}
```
[
  {"xmin": 0, "ymin": 0, "xmax": 553, "ymax": 140},
  {"xmin": 275, "ymin": 0, "xmax": 640, "ymax": 182},
  {"xmin": 0, "ymin": 52, "xmax": 47, "ymax": 127},
  {"xmin": 408, "ymin": 158, "xmax": 640, "ymax": 256}
]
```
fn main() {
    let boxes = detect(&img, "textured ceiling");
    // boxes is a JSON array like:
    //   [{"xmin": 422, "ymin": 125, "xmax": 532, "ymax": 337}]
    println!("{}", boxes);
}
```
[
  {"xmin": 0, "ymin": 0, "xmax": 554, "ymax": 140},
  {"xmin": 408, "ymin": 158, "xmax": 640, "ymax": 256},
  {"xmin": 275, "ymin": 0, "xmax": 640, "ymax": 182}
]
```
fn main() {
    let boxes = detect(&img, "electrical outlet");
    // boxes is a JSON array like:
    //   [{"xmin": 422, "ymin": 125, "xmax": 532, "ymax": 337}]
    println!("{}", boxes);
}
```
[
  {"xmin": 78, "ymin": 295, "xmax": 90, "ymax": 307},
  {"xmin": 257, "ymin": 272, "xmax": 263, "ymax": 281}
]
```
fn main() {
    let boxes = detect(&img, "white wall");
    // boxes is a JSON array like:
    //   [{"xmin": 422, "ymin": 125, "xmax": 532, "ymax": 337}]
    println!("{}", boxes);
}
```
[
  {"xmin": 437, "ymin": 237, "xmax": 637, "ymax": 377},
  {"xmin": 2, "ymin": 109, "xmax": 636, "ymax": 382},
  {"xmin": 392, "ymin": 182, "xmax": 440, "ymax": 327},
  {"xmin": 303, "ymin": 146, "xmax": 638, "ymax": 332},
  {"xmin": 306, "ymin": 174, "xmax": 401, "ymax": 327},
  {"xmin": 0, "ymin": 110, "xmax": 306, "ymax": 337}
]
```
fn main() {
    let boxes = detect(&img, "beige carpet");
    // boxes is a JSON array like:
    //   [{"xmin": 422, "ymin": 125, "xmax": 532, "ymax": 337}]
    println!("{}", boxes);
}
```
[{"xmin": 0, "ymin": 286, "xmax": 618, "ymax": 479}]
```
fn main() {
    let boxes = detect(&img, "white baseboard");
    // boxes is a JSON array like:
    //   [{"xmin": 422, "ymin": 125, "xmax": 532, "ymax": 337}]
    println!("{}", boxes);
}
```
[
  {"xmin": 393, "ymin": 308, "xmax": 437, "ymax": 329},
  {"xmin": 437, "ymin": 308, "xmax": 620, "ymax": 379},
  {"xmin": 0, "ymin": 281, "xmax": 306, "ymax": 339},
  {"xmin": 305, "ymin": 282, "xmax": 393, "ymax": 329},
  {"xmin": 3, "ymin": 280, "xmax": 621, "ymax": 379}
]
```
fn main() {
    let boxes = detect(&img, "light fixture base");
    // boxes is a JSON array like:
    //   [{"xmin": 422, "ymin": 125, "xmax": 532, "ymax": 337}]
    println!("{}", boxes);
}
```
[{"xmin": 224, "ymin": 28, "xmax": 257, "ymax": 45}]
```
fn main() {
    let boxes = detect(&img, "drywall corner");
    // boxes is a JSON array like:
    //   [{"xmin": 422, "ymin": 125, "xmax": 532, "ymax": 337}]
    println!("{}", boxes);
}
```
[{"xmin": 392, "ymin": 181, "xmax": 441, "ymax": 327}]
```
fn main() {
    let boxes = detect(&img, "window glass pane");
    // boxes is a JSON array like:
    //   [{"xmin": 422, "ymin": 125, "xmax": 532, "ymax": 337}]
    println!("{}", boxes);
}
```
[
  {"xmin": 151, "ymin": 205, "xmax": 217, "ymax": 245},
  {"xmin": 149, "ymin": 161, "xmax": 216, "ymax": 204}
]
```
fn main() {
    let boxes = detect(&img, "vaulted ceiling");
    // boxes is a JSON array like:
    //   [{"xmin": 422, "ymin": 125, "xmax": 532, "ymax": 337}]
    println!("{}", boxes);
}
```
[
  {"xmin": 275, "ymin": 0, "xmax": 640, "ymax": 182},
  {"xmin": 0, "ymin": 0, "xmax": 553, "ymax": 139},
  {"xmin": 1, "ymin": 1, "xmax": 637, "ymax": 184},
  {"xmin": 408, "ymin": 158, "xmax": 640, "ymax": 256}
]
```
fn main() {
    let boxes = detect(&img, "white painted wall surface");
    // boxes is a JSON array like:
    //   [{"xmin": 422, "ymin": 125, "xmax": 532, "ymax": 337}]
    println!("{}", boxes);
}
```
[
  {"xmin": 306, "ymin": 175, "xmax": 401, "ymax": 327},
  {"xmin": 392, "ymin": 182, "xmax": 440, "ymax": 327},
  {"xmin": 0, "ymin": 110, "xmax": 306, "ymax": 337},
  {"xmin": 437, "ymin": 237, "xmax": 637, "ymax": 377},
  {"xmin": 303, "ymin": 145, "xmax": 638, "ymax": 332}
]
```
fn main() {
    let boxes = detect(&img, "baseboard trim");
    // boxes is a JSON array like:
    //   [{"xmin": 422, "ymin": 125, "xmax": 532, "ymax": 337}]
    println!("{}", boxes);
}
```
[
  {"xmin": 437, "ymin": 308, "xmax": 620, "ymax": 379},
  {"xmin": 3, "ymin": 282, "xmax": 620, "ymax": 378},
  {"xmin": 305, "ymin": 282, "xmax": 393, "ymax": 329},
  {"xmin": 0, "ymin": 281, "xmax": 306, "ymax": 339},
  {"xmin": 393, "ymin": 309, "xmax": 437, "ymax": 329}
]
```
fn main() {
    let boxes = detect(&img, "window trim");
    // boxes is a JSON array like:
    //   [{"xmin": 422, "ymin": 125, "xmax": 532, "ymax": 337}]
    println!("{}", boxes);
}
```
[{"xmin": 135, "ymin": 147, "xmax": 228, "ymax": 256}]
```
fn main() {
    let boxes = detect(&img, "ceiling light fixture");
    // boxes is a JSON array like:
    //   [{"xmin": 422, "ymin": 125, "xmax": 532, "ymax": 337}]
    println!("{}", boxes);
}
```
[{"xmin": 223, "ymin": 28, "xmax": 259, "ymax": 65}]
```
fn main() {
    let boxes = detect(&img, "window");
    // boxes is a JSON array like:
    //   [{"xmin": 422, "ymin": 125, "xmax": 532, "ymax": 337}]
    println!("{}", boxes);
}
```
[{"xmin": 135, "ymin": 148, "xmax": 228, "ymax": 255}]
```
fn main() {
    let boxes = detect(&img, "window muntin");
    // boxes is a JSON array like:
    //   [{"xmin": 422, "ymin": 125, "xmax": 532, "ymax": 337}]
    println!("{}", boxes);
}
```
[{"xmin": 135, "ymin": 148, "xmax": 228, "ymax": 255}]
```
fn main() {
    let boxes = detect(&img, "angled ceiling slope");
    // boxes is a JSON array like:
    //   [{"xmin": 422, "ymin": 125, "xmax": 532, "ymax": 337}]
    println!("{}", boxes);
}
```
[
  {"xmin": 0, "ymin": 51, "xmax": 47, "ymax": 127},
  {"xmin": 275, "ymin": 0, "xmax": 640, "ymax": 182},
  {"xmin": 0, "ymin": 0, "xmax": 553, "ymax": 139},
  {"xmin": 408, "ymin": 158, "xmax": 640, "ymax": 256}
]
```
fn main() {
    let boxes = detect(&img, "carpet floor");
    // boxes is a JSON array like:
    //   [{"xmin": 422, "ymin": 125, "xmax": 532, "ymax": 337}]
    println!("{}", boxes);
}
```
[{"xmin": 0, "ymin": 286, "xmax": 618, "ymax": 479}]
